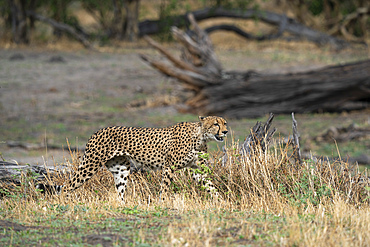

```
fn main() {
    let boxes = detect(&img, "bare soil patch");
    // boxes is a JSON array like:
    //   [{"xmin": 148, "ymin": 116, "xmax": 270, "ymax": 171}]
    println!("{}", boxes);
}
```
[{"xmin": 0, "ymin": 220, "xmax": 41, "ymax": 231}]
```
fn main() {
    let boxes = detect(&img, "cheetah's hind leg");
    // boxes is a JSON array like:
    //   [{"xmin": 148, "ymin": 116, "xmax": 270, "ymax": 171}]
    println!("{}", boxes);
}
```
[
  {"xmin": 160, "ymin": 166, "xmax": 175, "ymax": 202},
  {"xmin": 105, "ymin": 156, "xmax": 131, "ymax": 202}
]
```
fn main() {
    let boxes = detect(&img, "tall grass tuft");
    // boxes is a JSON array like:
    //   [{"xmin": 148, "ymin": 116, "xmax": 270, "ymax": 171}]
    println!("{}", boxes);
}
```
[{"xmin": 1, "ymin": 137, "xmax": 369, "ymax": 209}]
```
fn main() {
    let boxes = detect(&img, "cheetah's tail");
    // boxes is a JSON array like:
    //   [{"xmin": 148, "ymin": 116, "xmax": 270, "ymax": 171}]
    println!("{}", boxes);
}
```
[{"xmin": 35, "ymin": 183, "xmax": 63, "ymax": 195}]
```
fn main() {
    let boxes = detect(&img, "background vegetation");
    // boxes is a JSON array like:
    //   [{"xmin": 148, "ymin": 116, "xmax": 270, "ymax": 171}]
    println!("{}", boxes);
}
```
[{"xmin": 1, "ymin": 0, "xmax": 368, "ymax": 45}]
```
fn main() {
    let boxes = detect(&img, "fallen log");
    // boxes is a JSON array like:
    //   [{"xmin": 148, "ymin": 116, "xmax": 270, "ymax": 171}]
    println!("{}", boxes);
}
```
[
  {"xmin": 139, "ymin": 7, "xmax": 349, "ymax": 48},
  {"xmin": 0, "ymin": 161, "xmax": 64, "ymax": 183},
  {"xmin": 203, "ymin": 60, "xmax": 370, "ymax": 118},
  {"xmin": 141, "ymin": 14, "xmax": 370, "ymax": 118},
  {"xmin": 0, "ymin": 160, "xmax": 69, "ymax": 197}
]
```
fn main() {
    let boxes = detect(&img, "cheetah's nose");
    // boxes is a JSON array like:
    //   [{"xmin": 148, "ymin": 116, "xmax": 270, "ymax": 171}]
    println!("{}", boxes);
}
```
[{"xmin": 222, "ymin": 130, "xmax": 228, "ymax": 135}]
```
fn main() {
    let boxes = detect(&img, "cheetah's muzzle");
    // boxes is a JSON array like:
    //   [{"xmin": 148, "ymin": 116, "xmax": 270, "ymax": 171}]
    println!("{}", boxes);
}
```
[{"xmin": 215, "ymin": 134, "xmax": 225, "ymax": 142}]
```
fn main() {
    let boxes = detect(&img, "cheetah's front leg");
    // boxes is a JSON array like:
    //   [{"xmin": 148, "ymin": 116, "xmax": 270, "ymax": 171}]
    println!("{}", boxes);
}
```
[{"xmin": 191, "ymin": 152, "xmax": 220, "ymax": 197}]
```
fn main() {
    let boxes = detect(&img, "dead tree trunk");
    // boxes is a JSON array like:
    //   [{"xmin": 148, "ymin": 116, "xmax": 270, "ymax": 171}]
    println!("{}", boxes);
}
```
[
  {"xmin": 241, "ymin": 113, "xmax": 276, "ymax": 156},
  {"xmin": 122, "ymin": 0, "xmax": 140, "ymax": 42},
  {"xmin": 9, "ymin": 0, "xmax": 30, "ymax": 44},
  {"xmin": 222, "ymin": 113, "xmax": 276, "ymax": 166},
  {"xmin": 141, "ymin": 14, "xmax": 370, "ymax": 118}
]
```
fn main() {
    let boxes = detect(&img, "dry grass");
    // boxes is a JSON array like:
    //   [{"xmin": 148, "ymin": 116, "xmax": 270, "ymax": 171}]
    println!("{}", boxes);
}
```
[{"xmin": 1, "ymin": 138, "xmax": 369, "ymax": 246}]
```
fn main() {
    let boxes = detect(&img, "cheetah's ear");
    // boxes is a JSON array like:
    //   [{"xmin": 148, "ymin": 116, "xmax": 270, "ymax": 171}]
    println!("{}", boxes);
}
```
[{"xmin": 199, "ymin": 116, "xmax": 206, "ymax": 122}]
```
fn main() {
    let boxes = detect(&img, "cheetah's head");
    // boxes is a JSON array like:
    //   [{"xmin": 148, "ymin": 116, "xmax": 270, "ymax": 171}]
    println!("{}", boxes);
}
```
[{"xmin": 199, "ymin": 116, "xmax": 228, "ymax": 142}]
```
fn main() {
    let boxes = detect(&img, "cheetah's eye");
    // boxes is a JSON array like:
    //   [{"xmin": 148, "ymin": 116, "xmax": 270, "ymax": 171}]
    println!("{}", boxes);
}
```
[{"xmin": 214, "ymin": 123, "xmax": 219, "ymax": 126}]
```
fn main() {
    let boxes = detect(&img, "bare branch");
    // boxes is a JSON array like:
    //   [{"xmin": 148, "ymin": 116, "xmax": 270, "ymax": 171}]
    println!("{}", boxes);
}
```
[
  {"xmin": 26, "ymin": 10, "xmax": 94, "ymax": 50},
  {"xmin": 291, "ymin": 113, "xmax": 302, "ymax": 165},
  {"xmin": 143, "ymin": 35, "xmax": 201, "ymax": 74}
]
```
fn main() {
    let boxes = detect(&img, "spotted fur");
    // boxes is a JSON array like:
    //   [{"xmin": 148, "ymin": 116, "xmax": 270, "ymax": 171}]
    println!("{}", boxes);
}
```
[{"xmin": 60, "ymin": 116, "xmax": 228, "ymax": 201}]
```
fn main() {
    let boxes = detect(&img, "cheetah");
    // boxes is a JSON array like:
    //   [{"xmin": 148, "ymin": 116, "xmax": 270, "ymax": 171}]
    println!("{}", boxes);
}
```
[{"xmin": 55, "ymin": 116, "xmax": 228, "ymax": 201}]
